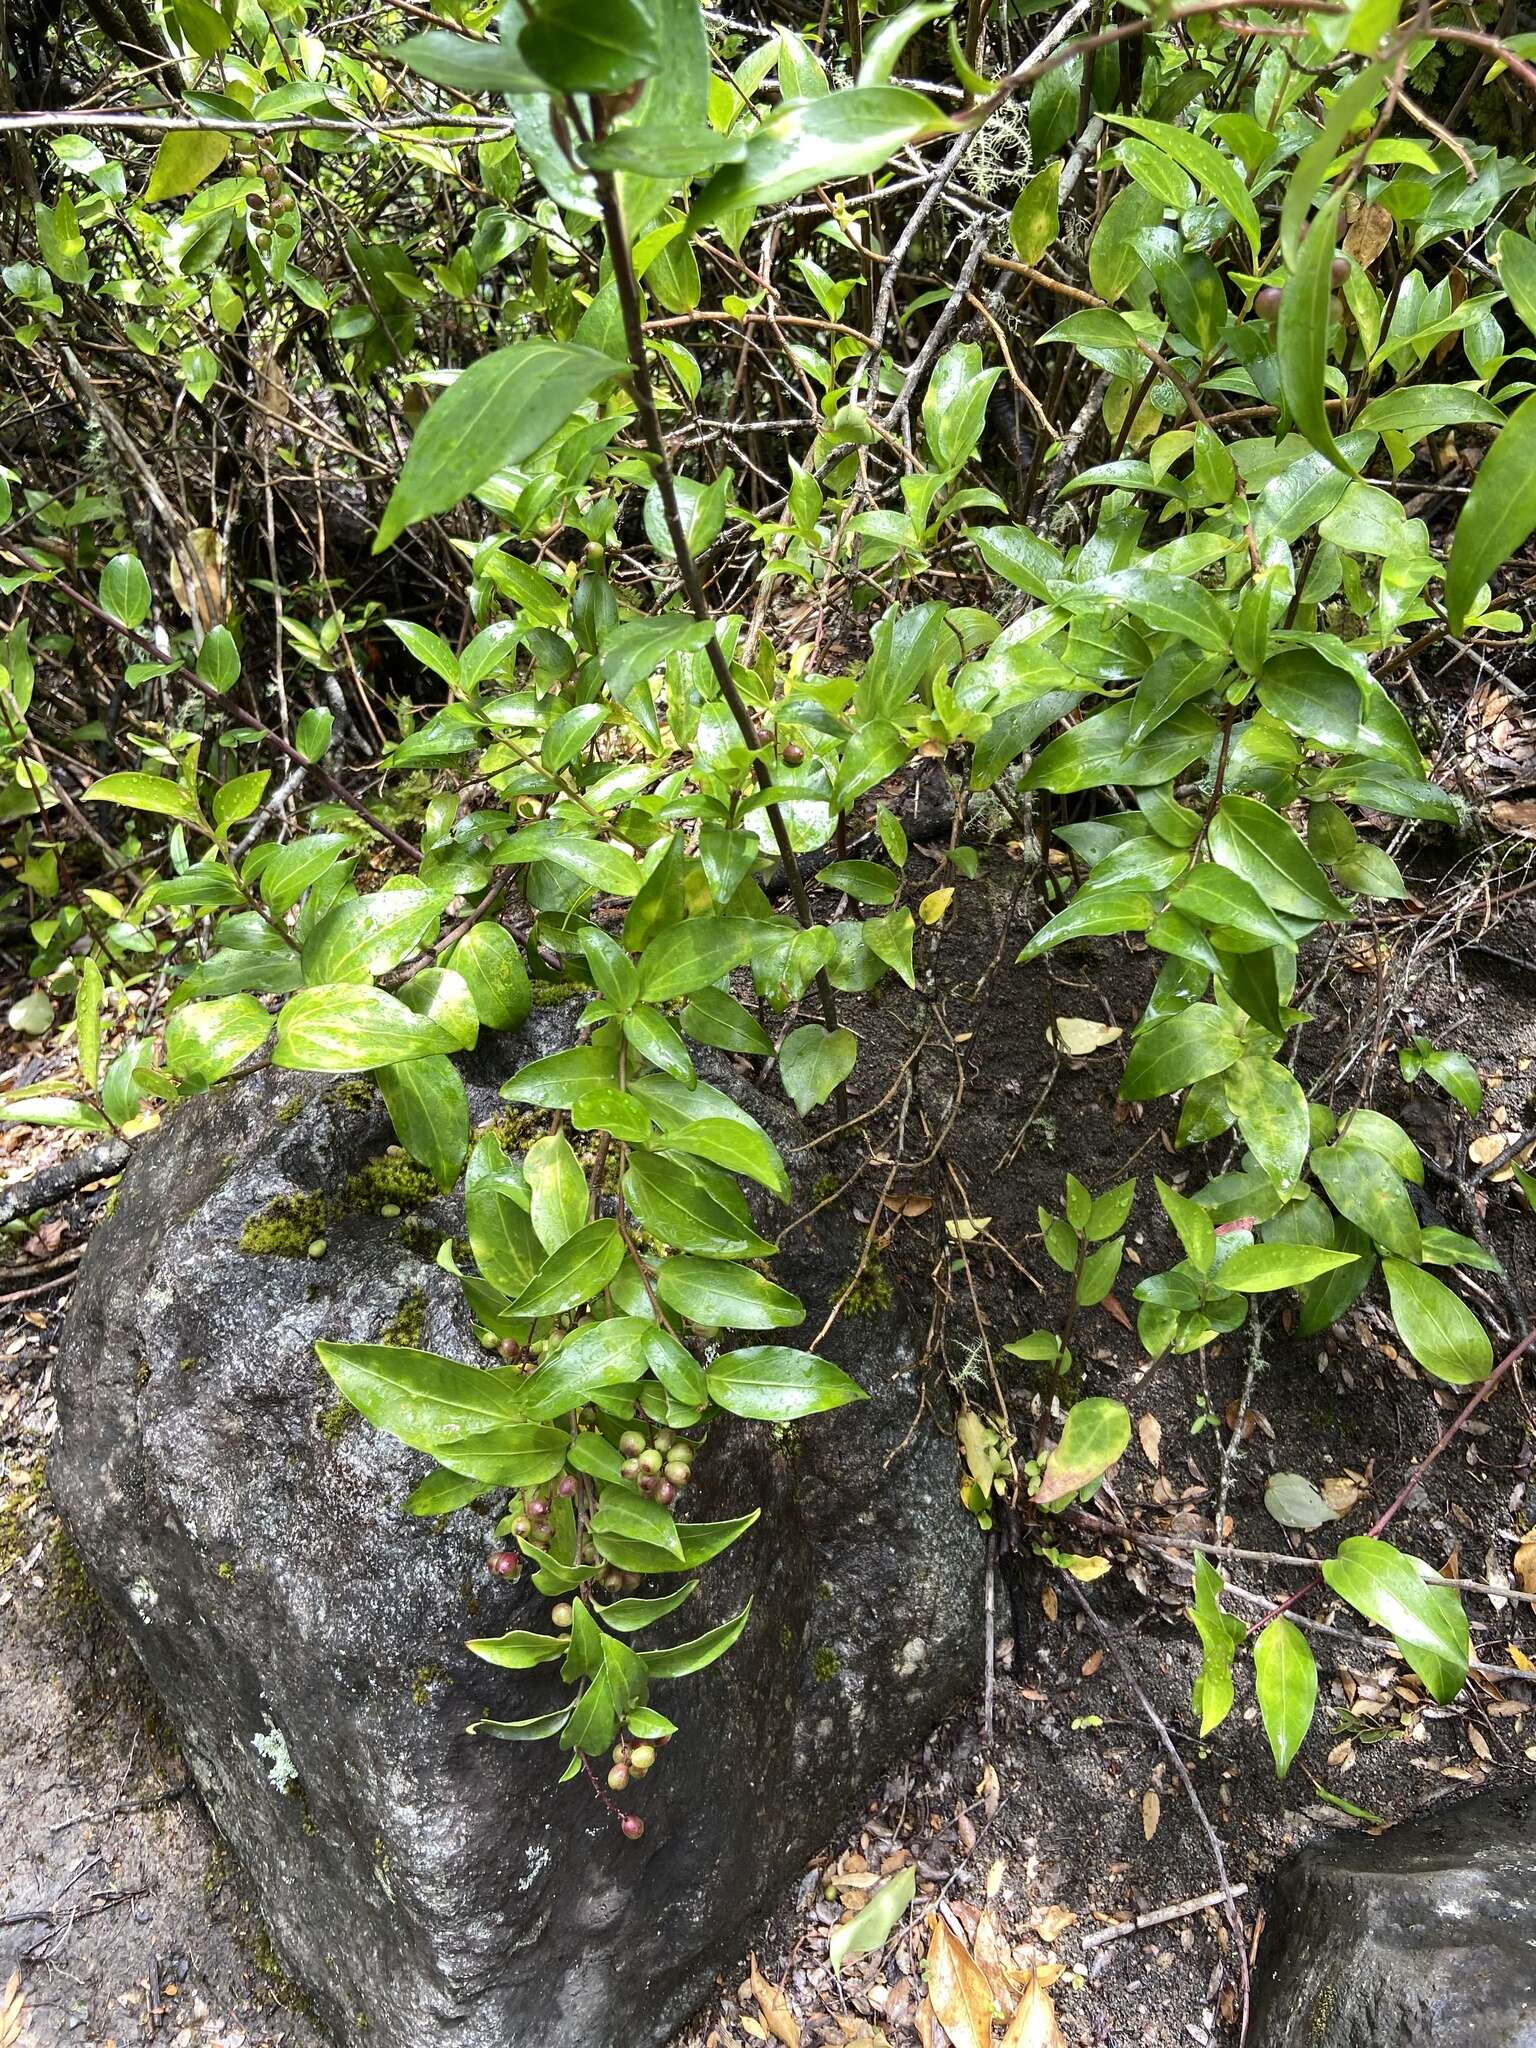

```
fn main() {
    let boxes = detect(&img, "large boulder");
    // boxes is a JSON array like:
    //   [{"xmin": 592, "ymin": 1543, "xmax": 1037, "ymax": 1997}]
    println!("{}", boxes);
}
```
[
  {"xmin": 52, "ymin": 1007, "xmax": 983, "ymax": 2046},
  {"xmin": 1250, "ymin": 1786, "xmax": 1536, "ymax": 2047}
]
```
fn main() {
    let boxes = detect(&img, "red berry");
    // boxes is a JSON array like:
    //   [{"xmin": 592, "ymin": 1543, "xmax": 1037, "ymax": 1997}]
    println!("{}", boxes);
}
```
[
  {"xmin": 527, "ymin": 1496, "xmax": 548, "ymax": 1519},
  {"xmin": 655, "ymin": 1480, "xmax": 676, "ymax": 1506},
  {"xmin": 621, "ymin": 1814, "xmax": 646, "ymax": 1840},
  {"xmin": 782, "ymin": 742, "xmax": 805, "ymax": 766},
  {"xmin": 557, "ymin": 1474, "xmax": 578, "ymax": 1498},
  {"xmin": 488, "ymin": 1550, "xmax": 520, "ymax": 1578}
]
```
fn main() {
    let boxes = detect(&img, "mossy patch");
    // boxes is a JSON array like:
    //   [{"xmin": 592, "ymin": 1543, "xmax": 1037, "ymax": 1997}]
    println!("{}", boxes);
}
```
[
  {"xmin": 378, "ymin": 1288, "xmax": 427, "ymax": 1348},
  {"xmin": 479, "ymin": 1106, "xmax": 548, "ymax": 1153},
  {"xmin": 410, "ymin": 1662, "xmax": 445, "ymax": 1707},
  {"xmin": 343, "ymin": 1154, "xmax": 437, "ymax": 1215},
  {"xmin": 318, "ymin": 1395, "xmax": 357, "ymax": 1445},
  {"xmin": 276, "ymin": 1096, "xmax": 303, "ymax": 1126},
  {"xmin": 240, "ymin": 1191, "xmax": 327, "ymax": 1257},
  {"xmin": 0, "ymin": 1462, "xmax": 43, "ymax": 1572},
  {"xmin": 842, "ymin": 1254, "xmax": 893, "ymax": 1317},
  {"xmin": 528, "ymin": 980, "xmax": 577, "ymax": 1008},
  {"xmin": 812, "ymin": 1644, "xmax": 840, "ymax": 1683},
  {"xmin": 328, "ymin": 1078, "xmax": 377, "ymax": 1113}
]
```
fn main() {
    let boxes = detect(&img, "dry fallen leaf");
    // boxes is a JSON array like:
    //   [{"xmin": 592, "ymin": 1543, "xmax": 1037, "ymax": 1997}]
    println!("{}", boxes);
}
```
[
  {"xmin": 1048, "ymin": 1016, "xmax": 1122, "ymax": 1056},
  {"xmin": 1320, "ymin": 1475, "xmax": 1364, "ymax": 1517},
  {"xmin": 749, "ymin": 1956, "xmax": 801, "ymax": 2048},
  {"xmin": 926, "ymin": 1915, "xmax": 997, "ymax": 2048},
  {"xmin": 0, "ymin": 1974, "xmax": 26, "ymax": 2048},
  {"xmin": 1342, "ymin": 199, "xmax": 1393, "ymax": 268},
  {"xmin": 1513, "ymin": 1537, "xmax": 1536, "ymax": 1595},
  {"xmin": 1028, "ymin": 1903, "xmax": 1076, "ymax": 1943},
  {"xmin": 1142, "ymin": 1788, "xmax": 1161, "ymax": 1841},
  {"xmin": 883, "ymin": 1192, "xmax": 934, "ymax": 1218},
  {"xmin": 1000, "ymin": 1969, "xmax": 1066, "ymax": 2048},
  {"xmin": 1040, "ymin": 1584, "xmax": 1058, "ymax": 1623},
  {"xmin": 1137, "ymin": 1413, "xmax": 1161, "ymax": 1468}
]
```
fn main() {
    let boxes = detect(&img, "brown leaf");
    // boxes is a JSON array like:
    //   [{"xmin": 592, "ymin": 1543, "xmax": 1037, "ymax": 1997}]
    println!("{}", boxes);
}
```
[
  {"xmin": 883, "ymin": 1192, "xmax": 934, "ymax": 1218},
  {"xmin": 1141, "ymin": 1789, "xmax": 1161, "ymax": 1841},
  {"xmin": 926, "ymin": 1915, "xmax": 997, "ymax": 2048},
  {"xmin": 1040, "ymin": 1584, "xmax": 1057, "ymax": 1622},
  {"xmin": 0, "ymin": 1973, "xmax": 25, "ymax": 2048},
  {"xmin": 1488, "ymin": 800, "xmax": 1536, "ymax": 839},
  {"xmin": 1028, "ymin": 1903, "xmax": 1076, "ymax": 1943},
  {"xmin": 1000, "ymin": 1970, "xmax": 1065, "ymax": 2048},
  {"xmin": 914, "ymin": 1997, "xmax": 937, "ymax": 2048},
  {"xmin": 1342, "ymin": 200, "xmax": 1393, "ymax": 268},
  {"xmin": 1137, "ymin": 1413, "xmax": 1161, "ymax": 1468},
  {"xmin": 1320, "ymin": 1475, "xmax": 1363, "ymax": 1517},
  {"xmin": 749, "ymin": 1956, "xmax": 801, "ymax": 2048}
]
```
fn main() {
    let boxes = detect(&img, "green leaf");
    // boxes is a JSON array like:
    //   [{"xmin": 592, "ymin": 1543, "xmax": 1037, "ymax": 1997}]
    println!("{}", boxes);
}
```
[
  {"xmin": 275, "ymin": 984, "xmax": 458, "ymax": 1071},
  {"xmin": 623, "ymin": 1153, "xmax": 774, "ymax": 1259},
  {"xmin": 637, "ymin": 916, "xmax": 757, "ymax": 1003},
  {"xmin": 656, "ymin": 1256, "xmax": 804, "ymax": 1331},
  {"xmin": 1033, "ymin": 1397, "xmax": 1131, "ymax": 1508},
  {"xmin": 467, "ymin": 1629, "xmax": 570, "ymax": 1669},
  {"xmin": 302, "ymin": 887, "xmax": 444, "ymax": 985},
  {"xmin": 1321, "ymin": 1535, "xmax": 1468, "ymax": 1703},
  {"xmin": 829, "ymin": 1865, "xmax": 917, "ymax": 1977},
  {"xmin": 592, "ymin": 1487, "xmax": 685, "ymax": 1560},
  {"xmin": 1188, "ymin": 1555, "xmax": 1243, "ymax": 1735},
  {"xmin": 1215, "ymin": 1241, "xmax": 1357, "ymax": 1292},
  {"xmin": 519, "ymin": 1318, "xmax": 656, "ymax": 1418},
  {"xmin": 510, "ymin": 1218, "xmax": 626, "ymax": 1318},
  {"xmin": 693, "ymin": 88, "xmax": 948, "ymax": 221},
  {"xmin": 1208, "ymin": 796, "xmax": 1346, "ymax": 922},
  {"xmin": 681, "ymin": 987, "xmax": 774, "ymax": 1056},
  {"xmin": 504, "ymin": 1045, "xmax": 621, "ymax": 1109},
  {"xmin": 1155, "ymin": 1174, "xmax": 1215, "ymax": 1274},
  {"xmin": 1076, "ymin": 1236, "xmax": 1123, "ymax": 1307},
  {"xmin": 1121, "ymin": 1006, "xmax": 1243, "ymax": 1103},
  {"xmin": 163, "ymin": 994, "xmax": 271, "ymax": 1086},
  {"xmin": 1254, "ymin": 1618, "xmax": 1317, "ymax": 1779},
  {"xmin": 519, "ymin": 0, "xmax": 662, "ymax": 92},
  {"xmin": 145, "ymin": 130, "xmax": 230, "ymax": 203},
  {"xmin": 379, "ymin": 1055, "xmax": 469, "ymax": 1192},
  {"xmin": 432, "ymin": 1422, "xmax": 572, "ymax": 1487},
  {"xmin": 525, "ymin": 1131, "xmax": 587, "ymax": 1253},
  {"xmin": 470, "ymin": 1708, "xmax": 573, "ymax": 1743},
  {"xmin": 1107, "ymin": 114, "xmax": 1261, "ymax": 263},
  {"xmin": 99, "ymin": 554, "xmax": 151, "ymax": 630},
  {"xmin": 1277, "ymin": 193, "xmax": 1352, "ymax": 473},
  {"xmin": 398, "ymin": 17, "xmax": 543, "ymax": 95},
  {"xmin": 75, "ymin": 958, "xmax": 103, "ymax": 1092},
  {"xmin": 1382, "ymin": 1259, "xmax": 1492, "ymax": 1385},
  {"xmin": 1009, "ymin": 160, "xmax": 1060, "ymax": 266},
  {"xmin": 637, "ymin": 1597, "xmax": 752, "ymax": 1677},
  {"xmin": 594, "ymin": 1580, "xmax": 699, "ymax": 1631},
  {"xmin": 405, "ymin": 1467, "xmax": 486, "ymax": 1516},
  {"xmin": 817, "ymin": 860, "xmax": 898, "ymax": 906},
  {"xmin": 654, "ymin": 1115, "xmax": 791, "ymax": 1203},
  {"xmin": 376, "ymin": 342, "xmax": 622, "ymax": 552},
  {"xmin": 1445, "ymin": 391, "xmax": 1536, "ymax": 631},
  {"xmin": 601, "ymin": 617, "xmax": 713, "ymax": 695},
  {"xmin": 1416, "ymin": 1046, "xmax": 1482, "ymax": 1118},
  {"xmin": 779, "ymin": 1022, "xmax": 857, "ymax": 1116},
  {"xmin": 705, "ymin": 1345, "xmax": 865, "ymax": 1421},
  {"xmin": 314, "ymin": 1340, "xmax": 525, "ymax": 1450},
  {"xmin": 1017, "ymin": 883, "xmax": 1156, "ymax": 963},
  {"xmin": 1224, "ymin": 1056, "xmax": 1310, "ymax": 1192},
  {"xmin": 448, "ymin": 921, "xmax": 532, "ymax": 1031},
  {"xmin": 1311, "ymin": 1141, "xmax": 1421, "ymax": 1262},
  {"xmin": 85, "ymin": 771, "xmax": 208, "ymax": 834}
]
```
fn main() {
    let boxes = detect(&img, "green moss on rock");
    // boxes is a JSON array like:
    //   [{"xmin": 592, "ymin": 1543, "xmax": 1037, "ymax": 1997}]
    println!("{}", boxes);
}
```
[
  {"xmin": 812, "ymin": 1645, "xmax": 840, "ymax": 1684},
  {"xmin": 843, "ymin": 1254, "xmax": 893, "ymax": 1317},
  {"xmin": 240, "ymin": 1191, "xmax": 328, "ymax": 1257},
  {"xmin": 343, "ymin": 1155, "xmax": 436, "ymax": 1215},
  {"xmin": 378, "ymin": 1288, "xmax": 427, "ymax": 1349}
]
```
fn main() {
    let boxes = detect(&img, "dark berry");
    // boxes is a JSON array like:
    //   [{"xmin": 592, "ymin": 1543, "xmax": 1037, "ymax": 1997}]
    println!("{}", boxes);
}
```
[
  {"xmin": 782, "ymin": 742, "xmax": 805, "ymax": 766},
  {"xmin": 655, "ymin": 1480, "xmax": 676, "ymax": 1506},
  {"xmin": 621, "ymin": 1814, "xmax": 646, "ymax": 1840},
  {"xmin": 527, "ymin": 1496, "xmax": 548, "ymax": 1519},
  {"xmin": 1255, "ymin": 285, "xmax": 1282, "ymax": 319},
  {"xmin": 557, "ymin": 1473, "xmax": 578, "ymax": 1498},
  {"xmin": 488, "ymin": 1550, "xmax": 520, "ymax": 1578},
  {"xmin": 1331, "ymin": 255, "xmax": 1351, "ymax": 283}
]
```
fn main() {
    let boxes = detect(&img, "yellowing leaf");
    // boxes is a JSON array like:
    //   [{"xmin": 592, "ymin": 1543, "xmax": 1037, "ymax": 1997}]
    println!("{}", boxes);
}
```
[
  {"xmin": 1048, "ymin": 1016, "xmax": 1122, "ymax": 1055},
  {"xmin": 946, "ymin": 1216, "xmax": 991, "ymax": 1243},
  {"xmin": 749, "ymin": 1956, "xmax": 801, "ymax": 2048},
  {"xmin": 925, "ymin": 1915, "xmax": 996, "ymax": 2048},
  {"xmin": 919, "ymin": 887, "xmax": 954, "ymax": 925},
  {"xmin": 1514, "ymin": 1537, "xmax": 1536, "ymax": 1595},
  {"xmin": 144, "ymin": 129, "xmax": 230, "ymax": 202},
  {"xmin": 1028, "ymin": 1902, "xmax": 1076, "ymax": 1942},
  {"xmin": 1000, "ymin": 1969, "xmax": 1066, "ymax": 2048}
]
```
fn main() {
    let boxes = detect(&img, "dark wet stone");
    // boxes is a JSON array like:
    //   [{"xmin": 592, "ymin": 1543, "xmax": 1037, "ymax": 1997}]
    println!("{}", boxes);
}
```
[
  {"xmin": 1250, "ymin": 1786, "xmax": 1536, "ymax": 2048},
  {"xmin": 53, "ymin": 1007, "xmax": 982, "ymax": 2045}
]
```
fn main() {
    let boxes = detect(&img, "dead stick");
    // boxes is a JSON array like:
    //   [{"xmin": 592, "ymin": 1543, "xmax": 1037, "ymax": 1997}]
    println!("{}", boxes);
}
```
[{"xmin": 1083, "ymin": 1882, "xmax": 1251, "ymax": 1950}]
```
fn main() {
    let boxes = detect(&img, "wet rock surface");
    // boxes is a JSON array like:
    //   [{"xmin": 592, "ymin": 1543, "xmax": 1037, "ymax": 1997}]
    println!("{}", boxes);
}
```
[
  {"xmin": 1249, "ymin": 1785, "xmax": 1536, "ymax": 2048},
  {"xmin": 51, "ymin": 1007, "xmax": 983, "ymax": 2047}
]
